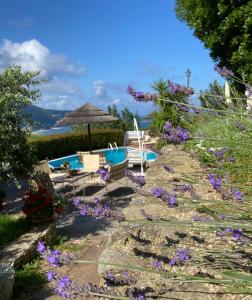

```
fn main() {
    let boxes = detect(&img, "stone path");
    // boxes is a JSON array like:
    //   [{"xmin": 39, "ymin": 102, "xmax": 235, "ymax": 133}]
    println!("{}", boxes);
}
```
[{"xmin": 16, "ymin": 179, "xmax": 135, "ymax": 300}]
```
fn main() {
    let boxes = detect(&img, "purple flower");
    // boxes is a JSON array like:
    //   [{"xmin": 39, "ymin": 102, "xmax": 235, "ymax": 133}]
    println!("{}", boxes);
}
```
[
  {"xmin": 216, "ymin": 228, "xmax": 244, "ymax": 242},
  {"xmin": 232, "ymin": 228, "xmax": 243, "ymax": 240},
  {"xmin": 152, "ymin": 260, "xmax": 162, "ymax": 270},
  {"xmin": 125, "ymin": 169, "xmax": 146, "ymax": 187},
  {"xmin": 94, "ymin": 197, "xmax": 100, "ymax": 205},
  {"xmin": 136, "ymin": 295, "xmax": 146, "ymax": 300},
  {"xmin": 80, "ymin": 204, "xmax": 89, "ymax": 216},
  {"xmin": 169, "ymin": 194, "xmax": 176, "ymax": 208},
  {"xmin": 163, "ymin": 122, "xmax": 190, "ymax": 144},
  {"xmin": 152, "ymin": 187, "xmax": 166, "ymax": 199},
  {"xmin": 226, "ymin": 156, "xmax": 236, "ymax": 163},
  {"xmin": 127, "ymin": 85, "xmax": 157, "ymax": 102},
  {"xmin": 169, "ymin": 258, "xmax": 177, "ymax": 266},
  {"xmin": 47, "ymin": 271, "xmax": 57, "ymax": 281},
  {"xmin": 231, "ymin": 188, "xmax": 244, "ymax": 202},
  {"xmin": 177, "ymin": 248, "xmax": 190, "ymax": 262},
  {"xmin": 37, "ymin": 241, "xmax": 46, "ymax": 254},
  {"xmin": 163, "ymin": 121, "xmax": 172, "ymax": 133},
  {"xmin": 72, "ymin": 198, "xmax": 80, "ymax": 206},
  {"xmin": 208, "ymin": 173, "xmax": 222, "ymax": 190},
  {"xmin": 164, "ymin": 165, "xmax": 174, "ymax": 173},
  {"xmin": 47, "ymin": 250, "xmax": 61, "ymax": 267},
  {"xmin": 214, "ymin": 66, "xmax": 234, "ymax": 77},
  {"xmin": 97, "ymin": 167, "xmax": 110, "ymax": 182},
  {"xmin": 168, "ymin": 80, "xmax": 194, "ymax": 96},
  {"xmin": 181, "ymin": 184, "xmax": 193, "ymax": 193},
  {"xmin": 176, "ymin": 103, "xmax": 189, "ymax": 113}
]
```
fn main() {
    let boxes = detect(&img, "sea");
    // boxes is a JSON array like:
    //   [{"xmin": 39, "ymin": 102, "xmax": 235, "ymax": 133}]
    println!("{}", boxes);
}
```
[{"xmin": 32, "ymin": 121, "xmax": 150, "ymax": 136}]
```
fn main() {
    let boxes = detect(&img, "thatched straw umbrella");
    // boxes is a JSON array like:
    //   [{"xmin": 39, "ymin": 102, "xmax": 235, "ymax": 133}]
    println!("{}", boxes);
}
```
[{"xmin": 57, "ymin": 102, "xmax": 118, "ymax": 153}]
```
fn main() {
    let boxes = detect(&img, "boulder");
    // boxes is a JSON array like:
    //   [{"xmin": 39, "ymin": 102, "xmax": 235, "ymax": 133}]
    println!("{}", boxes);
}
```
[{"xmin": 0, "ymin": 264, "xmax": 15, "ymax": 300}]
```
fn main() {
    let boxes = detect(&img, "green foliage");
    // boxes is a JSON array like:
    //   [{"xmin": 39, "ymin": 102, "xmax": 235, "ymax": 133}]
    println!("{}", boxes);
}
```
[
  {"xmin": 30, "ymin": 129, "xmax": 124, "ymax": 160},
  {"xmin": 13, "ymin": 259, "xmax": 46, "ymax": 297},
  {"xmin": 199, "ymin": 80, "xmax": 245, "ymax": 110},
  {"xmin": 150, "ymin": 79, "xmax": 190, "ymax": 133},
  {"xmin": 0, "ymin": 65, "xmax": 43, "ymax": 182},
  {"xmin": 0, "ymin": 215, "xmax": 31, "ymax": 246},
  {"xmin": 187, "ymin": 112, "xmax": 252, "ymax": 186},
  {"xmin": 176, "ymin": 0, "xmax": 252, "ymax": 84},
  {"xmin": 107, "ymin": 105, "xmax": 141, "ymax": 131}
]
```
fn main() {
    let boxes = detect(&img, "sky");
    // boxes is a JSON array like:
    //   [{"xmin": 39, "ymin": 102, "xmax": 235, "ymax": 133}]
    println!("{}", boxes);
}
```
[{"xmin": 0, "ymin": 0, "xmax": 222, "ymax": 115}]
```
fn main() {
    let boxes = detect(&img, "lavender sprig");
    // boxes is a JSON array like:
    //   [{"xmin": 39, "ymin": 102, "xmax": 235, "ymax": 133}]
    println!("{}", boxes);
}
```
[
  {"xmin": 216, "ymin": 228, "xmax": 246, "ymax": 242},
  {"xmin": 37, "ymin": 242, "xmax": 75, "ymax": 268},
  {"xmin": 73, "ymin": 198, "xmax": 125, "ymax": 222},
  {"xmin": 97, "ymin": 167, "xmax": 110, "ymax": 182},
  {"xmin": 169, "ymin": 248, "xmax": 191, "ymax": 266},
  {"xmin": 164, "ymin": 165, "xmax": 174, "ymax": 174},
  {"xmin": 167, "ymin": 80, "xmax": 194, "ymax": 96},
  {"xmin": 231, "ymin": 188, "xmax": 244, "ymax": 202},
  {"xmin": 214, "ymin": 66, "xmax": 234, "ymax": 77},
  {"xmin": 125, "ymin": 169, "xmax": 146, "ymax": 187},
  {"xmin": 127, "ymin": 85, "xmax": 157, "ymax": 102},
  {"xmin": 208, "ymin": 173, "xmax": 222, "ymax": 190},
  {"xmin": 104, "ymin": 270, "xmax": 136, "ymax": 287}
]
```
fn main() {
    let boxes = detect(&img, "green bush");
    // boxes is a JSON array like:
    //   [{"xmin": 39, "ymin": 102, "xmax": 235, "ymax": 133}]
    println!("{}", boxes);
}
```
[{"xmin": 29, "ymin": 129, "xmax": 124, "ymax": 160}]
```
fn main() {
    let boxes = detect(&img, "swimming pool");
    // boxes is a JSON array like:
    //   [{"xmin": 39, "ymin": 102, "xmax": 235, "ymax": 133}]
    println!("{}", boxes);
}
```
[{"xmin": 48, "ymin": 147, "xmax": 157, "ymax": 170}]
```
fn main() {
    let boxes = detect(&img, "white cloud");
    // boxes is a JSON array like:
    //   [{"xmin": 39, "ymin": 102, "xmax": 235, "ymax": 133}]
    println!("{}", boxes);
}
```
[
  {"xmin": 111, "ymin": 98, "xmax": 121, "ymax": 105},
  {"xmin": 93, "ymin": 80, "xmax": 107, "ymax": 97},
  {"xmin": 0, "ymin": 39, "xmax": 85, "ymax": 78},
  {"xmin": 38, "ymin": 79, "xmax": 85, "ymax": 110}
]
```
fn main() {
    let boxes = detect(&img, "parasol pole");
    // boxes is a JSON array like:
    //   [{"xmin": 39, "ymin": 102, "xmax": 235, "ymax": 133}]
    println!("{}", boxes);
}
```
[{"xmin": 87, "ymin": 123, "xmax": 92, "ymax": 153}]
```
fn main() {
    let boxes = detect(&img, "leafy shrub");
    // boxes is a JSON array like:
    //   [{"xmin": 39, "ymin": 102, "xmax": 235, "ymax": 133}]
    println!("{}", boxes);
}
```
[
  {"xmin": 29, "ymin": 129, "xmax": 124, "ymax": 160},
  {"xmin": 13, "ymin": 259, "xmax": 46, "ymax": 297}
]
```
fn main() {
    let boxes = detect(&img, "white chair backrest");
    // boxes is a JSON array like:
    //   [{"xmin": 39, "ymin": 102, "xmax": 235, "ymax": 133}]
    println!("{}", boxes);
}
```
[
  {"xmin": 125, "ymin": 131, "xmax": 144, "ymax": 140},
  {"xmin": 83, "ymin": 154, "xmax": 100, "ymax": 172}
]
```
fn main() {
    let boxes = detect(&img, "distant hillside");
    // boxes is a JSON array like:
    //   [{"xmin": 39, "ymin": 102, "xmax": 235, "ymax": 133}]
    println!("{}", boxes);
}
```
[{"xmin": 23, "ymin": 105, "xmax": 71, "ymax": 129}]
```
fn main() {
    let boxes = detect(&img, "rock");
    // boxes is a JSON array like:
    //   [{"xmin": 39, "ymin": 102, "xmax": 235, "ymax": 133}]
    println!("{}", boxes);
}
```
[
  {"xmin": 0, "ymin": 263, "xmax": 15, "ymax": 300},
  {"xmin": 0, "ymin": 223, "xmax": 56, "ymax": 270}
]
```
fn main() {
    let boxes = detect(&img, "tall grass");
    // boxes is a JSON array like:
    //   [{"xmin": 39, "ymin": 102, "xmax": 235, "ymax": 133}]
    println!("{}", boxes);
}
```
[{"xmin": 0, "ymin": 215, "xmax": 30, "ymax": 246}]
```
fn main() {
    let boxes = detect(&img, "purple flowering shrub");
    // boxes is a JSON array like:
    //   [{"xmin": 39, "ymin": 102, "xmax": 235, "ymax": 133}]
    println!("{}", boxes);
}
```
[
  {"xmin": 163, "ymin": 121, "xmax": 190, "ymax": 144},
  {"xmin": 73, "ymin": 197, "xmax": 125, "ymax": 222},
  {"xmin": 97, "ymin": 167, "xmax": 110, "ymax": 182},
  {"xmin": 151, "ymin": 187, "xmax": 177, "ymax": 208},
  {"xmin": 125, "ymin": 169, "xmax": 146, "ymax": 187}
]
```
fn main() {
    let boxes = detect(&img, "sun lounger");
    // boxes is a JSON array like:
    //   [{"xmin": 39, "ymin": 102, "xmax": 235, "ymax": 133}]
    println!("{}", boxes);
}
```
[
  {"xmin": 124, "ymin": 131, "xmax": 145, "ymax": 146},
  {"xmin": 127, "ymin": 149, "xmax": 146, "ymax": 166}
]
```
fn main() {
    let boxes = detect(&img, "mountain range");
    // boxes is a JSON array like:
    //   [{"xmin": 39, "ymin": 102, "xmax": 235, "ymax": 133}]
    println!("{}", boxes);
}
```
[{"xmin": 23, "ymin": 105, "xmax": 71, "ymax": 129}]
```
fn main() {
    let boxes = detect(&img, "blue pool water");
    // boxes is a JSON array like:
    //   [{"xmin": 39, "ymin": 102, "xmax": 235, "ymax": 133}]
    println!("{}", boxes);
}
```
[{"xmin": 49, "ymin": 147, "xmax": 157, "ymax": 170}]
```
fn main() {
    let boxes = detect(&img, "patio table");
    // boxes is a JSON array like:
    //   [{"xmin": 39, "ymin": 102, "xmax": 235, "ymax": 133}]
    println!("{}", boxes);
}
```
[{"xmin": 51, "ymin": 171, "xmax": 93, "ymax": 196}]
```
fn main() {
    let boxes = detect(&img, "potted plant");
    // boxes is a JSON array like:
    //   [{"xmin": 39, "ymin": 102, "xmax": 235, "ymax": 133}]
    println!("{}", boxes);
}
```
[
  {"xmin": 0, "ymin": 189, "xmax": 6, "ymax": 209},
  {"xmin": 22, "ymin": 186, "xmax": 55, "ymax": 224}
]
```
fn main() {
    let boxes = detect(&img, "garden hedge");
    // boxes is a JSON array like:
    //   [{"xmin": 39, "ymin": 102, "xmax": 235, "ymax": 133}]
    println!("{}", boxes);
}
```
[{"xmin": 29, "ymin": 129, "xmax": 124, "ymax": 160}]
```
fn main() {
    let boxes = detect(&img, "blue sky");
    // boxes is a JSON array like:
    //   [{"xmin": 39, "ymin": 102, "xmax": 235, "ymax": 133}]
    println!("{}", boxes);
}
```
[{"xmin": 0, "ymin": 0, "xmax": 222, "ymax": 115}]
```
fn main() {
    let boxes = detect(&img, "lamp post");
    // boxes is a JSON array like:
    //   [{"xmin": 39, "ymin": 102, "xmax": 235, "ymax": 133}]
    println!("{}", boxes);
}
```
[{"xmin": 185, "ymin": 68, "xmax": 191, "ymax": 88}]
